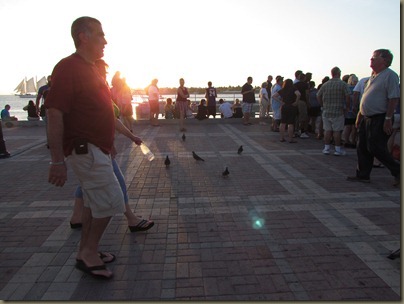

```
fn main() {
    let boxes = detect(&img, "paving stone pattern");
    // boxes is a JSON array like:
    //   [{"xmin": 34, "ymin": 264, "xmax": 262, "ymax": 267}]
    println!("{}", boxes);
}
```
[{"xmin": 0, "ymin": 119, "xmax": 400, "ymax": 300}]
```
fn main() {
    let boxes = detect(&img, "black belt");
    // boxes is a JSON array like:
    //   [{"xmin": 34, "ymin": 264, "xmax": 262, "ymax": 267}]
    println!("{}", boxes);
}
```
[{"xmin": 365, "ymin": 113, "xmax": 386, "ymax": 119}]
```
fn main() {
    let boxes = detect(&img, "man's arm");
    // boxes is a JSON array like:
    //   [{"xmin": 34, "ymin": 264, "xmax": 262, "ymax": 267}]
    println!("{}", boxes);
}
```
[
  {"xmin": 47, "ymin": 108, "xmax": 67, "ymax": 187},
  {"xmin": 383, "ymin": 97, "xmax": 399, "ymax": 135}
]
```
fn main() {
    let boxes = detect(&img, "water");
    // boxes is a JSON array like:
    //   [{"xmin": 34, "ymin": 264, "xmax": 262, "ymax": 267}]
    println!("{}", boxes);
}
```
[
  {"xmin": 0, "ymin": 93, "xmax": 255, "ymax": 121},
  {"xmin": 0, "ymin": 95, "xmax": 33, "ymax": 121}
]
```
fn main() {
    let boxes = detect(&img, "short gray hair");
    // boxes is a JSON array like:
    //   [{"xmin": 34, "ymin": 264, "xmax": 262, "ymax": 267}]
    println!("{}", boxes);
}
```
[
  {"xmin": 71, "ymin": 16, "xmax": 101, "ymax": 48},
  {"xmin": 375, "ymin": 49, "xmax": 393, "ymax": 67}
]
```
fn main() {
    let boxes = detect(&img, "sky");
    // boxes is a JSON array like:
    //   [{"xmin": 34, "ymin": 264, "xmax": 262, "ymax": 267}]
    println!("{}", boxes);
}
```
[{"xmin": 0, "ymin": 0, "xmax": 400, "ymax": 94}]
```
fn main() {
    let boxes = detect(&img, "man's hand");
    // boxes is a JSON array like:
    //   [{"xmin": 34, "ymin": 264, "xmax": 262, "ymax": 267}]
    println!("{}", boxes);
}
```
[
  {"xmin": 132, "ymin": 136, "xmax": 142, "ymax": 146},
  {"xmin": 383, "ymin": 119, "xmax": 393, "ymax": 136},
  {"xmin": 48, "ymin": 164, "xmax": 67, "ymax": 187}
]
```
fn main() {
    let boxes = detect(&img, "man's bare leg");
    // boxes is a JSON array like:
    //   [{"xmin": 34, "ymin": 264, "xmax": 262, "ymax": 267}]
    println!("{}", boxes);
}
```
[{"xmin": 77, "ymin": 207, "xmax": 112, "ymax": 276}]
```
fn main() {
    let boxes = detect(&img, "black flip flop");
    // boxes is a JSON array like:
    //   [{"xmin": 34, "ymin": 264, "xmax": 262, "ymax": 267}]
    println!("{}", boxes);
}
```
[
  {"xmin": 129, "ymin": 219, "xmax": 155, "ymax": 232},
  {"xmin": 75, "ymin": 260, "xmax": 113, "ymax": 280},
  {"xmin": 76, "ymin": 252, "xmax": 116, "ymax": 264}
]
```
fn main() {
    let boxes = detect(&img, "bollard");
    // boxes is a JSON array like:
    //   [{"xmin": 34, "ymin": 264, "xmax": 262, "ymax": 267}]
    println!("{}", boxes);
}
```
[{"xmin": 0, "ymin": 121, "xmax": 10, "ymax": 158}]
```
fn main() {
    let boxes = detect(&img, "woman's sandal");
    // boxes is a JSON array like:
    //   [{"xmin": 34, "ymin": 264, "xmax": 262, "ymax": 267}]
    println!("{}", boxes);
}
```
[{"xmin": 129, "ymin": 219, "xmax": 155, "ymax": 232}]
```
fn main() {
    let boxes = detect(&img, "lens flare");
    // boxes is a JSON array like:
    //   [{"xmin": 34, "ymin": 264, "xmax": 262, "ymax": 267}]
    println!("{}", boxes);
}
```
[{"xmin": 252, "ymin": 216, "xmax": 265, "ymax": 230}]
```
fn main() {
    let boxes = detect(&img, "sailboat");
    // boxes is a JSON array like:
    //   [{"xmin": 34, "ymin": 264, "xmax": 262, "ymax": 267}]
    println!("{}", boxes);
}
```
[
  {"xmin": 14, "ymin": 77, "xmax": 38, "ymax": 98},
  {"xmin": 36, "ymin": 76, "xmax": 47, "ymax": 89}
]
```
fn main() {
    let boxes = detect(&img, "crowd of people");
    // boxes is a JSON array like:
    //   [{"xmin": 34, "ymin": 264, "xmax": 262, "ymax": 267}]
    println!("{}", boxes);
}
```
[{"xmin": 13, "ymin": 14, "xmax": 398, "ymax": 280}]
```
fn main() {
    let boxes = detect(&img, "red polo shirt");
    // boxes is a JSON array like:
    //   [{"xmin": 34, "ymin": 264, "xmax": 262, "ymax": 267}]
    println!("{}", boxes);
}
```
[{"xmin": 45, "ymin": 53, "xmax": 115, "ymax": 156}]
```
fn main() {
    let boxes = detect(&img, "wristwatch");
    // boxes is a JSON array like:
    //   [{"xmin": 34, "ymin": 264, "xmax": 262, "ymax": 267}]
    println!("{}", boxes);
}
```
[{"xmin": 385, "ymin": 116, "xmax": 392, "ymax": 120}]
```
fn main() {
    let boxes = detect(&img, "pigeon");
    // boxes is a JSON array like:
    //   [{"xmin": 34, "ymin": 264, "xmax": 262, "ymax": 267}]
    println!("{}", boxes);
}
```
[
  {"xmin": 222, "ymin": 167, "xmax": 229, "ymax": 177},
  {"xmin": 182, "ymin": 133, "xmax": 186, "ymax": 141},
  {"xmin": 237, "ymin": 145, "xmax": 243, "ymax": 154},
  {"xmin": 164, "ymin": 155, "xmax": 170, "ymax": 167},
  {"xmin": 192, "ymin": 151, "xmax": 205, "ymax": 161}
]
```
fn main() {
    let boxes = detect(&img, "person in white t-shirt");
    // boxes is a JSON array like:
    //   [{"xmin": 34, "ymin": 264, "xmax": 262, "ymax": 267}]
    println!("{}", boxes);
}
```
[
  {"xmin": 147, "ymin": 78, "xmax": 160, "ymax": 126},
  {"xmin": 218, "ymin": 99, "xmax": 233, "ymax": 118}
]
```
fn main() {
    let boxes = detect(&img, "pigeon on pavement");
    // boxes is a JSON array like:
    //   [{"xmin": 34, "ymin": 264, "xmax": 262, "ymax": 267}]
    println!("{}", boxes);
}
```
[
  {"xmin": 237, "ymin": 145, "xmax": 243, "ymax": 154},
  {"xmin": 164, "ymin": 155, "xmax": 170, "ymax": 167},
  {"xmin": 192, "ymin": 151, "xmax": 205, "ymax": 161}
]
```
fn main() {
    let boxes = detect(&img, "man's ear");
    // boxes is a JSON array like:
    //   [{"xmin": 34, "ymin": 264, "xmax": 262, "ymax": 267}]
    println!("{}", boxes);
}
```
[{"xmin": 78, "ymin": 31, "xmax": 89, "ymax": 44}]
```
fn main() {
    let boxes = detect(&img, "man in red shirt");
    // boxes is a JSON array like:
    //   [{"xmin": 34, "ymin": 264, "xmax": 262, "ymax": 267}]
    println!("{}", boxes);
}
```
[{"xmin": 45, "ymin": 16, "xmax": 123, "ymax": 280}]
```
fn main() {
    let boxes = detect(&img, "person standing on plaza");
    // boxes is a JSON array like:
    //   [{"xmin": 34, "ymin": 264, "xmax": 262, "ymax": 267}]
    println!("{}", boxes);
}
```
[
  {"xmin": 69, "ymin": 59, "xmax": 154, "ymax": 234},
  {"xmin": 241, "ymin": 76, "xmax": 255, "ymax": 125},
  {"xmin": 342, "ymin": 74, "xmax": 359, "ymax": 148},
  {"xmin": 317, "ymin": 67, "xmax": 351, "ymax": 156},
  {"xmin": 45, "ymin": 16, "xmax": 123, "ymax": 279},
  {"xmin": 347, "ymin": 49, "xmax": 400, "ymax": 186},
  {"xmin": 266, "ymin": 75, "xmax": 273, "ymax": 117},
  {"xmin": 272, "ymin": 79, "xmax": 301, "ymax": 143},
  {"xmin": 111, "ymin": 72, "xmax": 134, "ymax": 132},
  {"xmin": 307, "ymin": 81, "xmax": 322, "ymax": 138},
  {"xmin": 259, "ymin": 82, "xmax": 269, "ymax": 125},
  {"xmin": 205, "ymin": 81, "xmax": 217, "ymax": 118},
  {"xmin": 294, "ymin": 72, "xmax": 310, "ymax": 138},
  {"xmin": 271, "ymin": 76, "xmax": 283, "ymax": 132},
  {"xmin": 147, "ymin": 78, "xmax": 160, "ymax": 126},
  {"xmin": 35, "ymin": 75, "xmax": 51, "ymax": 114},
  {"xmin": 176, "ymin": 78, "xmax": 190, "ymax": 132},
  {"xmin": 293, "ymin": 70, "xmax": 302, "ymax": 84}
]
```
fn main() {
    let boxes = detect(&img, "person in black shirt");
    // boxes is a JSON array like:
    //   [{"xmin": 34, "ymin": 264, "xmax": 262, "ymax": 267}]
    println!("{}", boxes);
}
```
[
  {"xmin": 205, "ymin": 81, "xmax": 217, "ymax": 118},
  {"xmin": 241, "ymin": 76, "xmax": 255, "ymax": 125},
  {"xmin": 272, "ymin": 79, "xmax": 301, "ymax": 143}
]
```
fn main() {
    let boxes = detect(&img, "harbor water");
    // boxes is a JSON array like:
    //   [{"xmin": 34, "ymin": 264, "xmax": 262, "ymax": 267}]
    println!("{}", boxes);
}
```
[{"xmin": 1, "ymin": 93, "xmax": 258, "ymax": 121}]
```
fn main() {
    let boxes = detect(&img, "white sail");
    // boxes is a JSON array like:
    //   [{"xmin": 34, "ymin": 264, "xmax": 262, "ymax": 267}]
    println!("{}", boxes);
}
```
[
  {"xmin": 26, "ymin": 77, "xmax": 37, "ymax": 93},
  {"xmin": 36, "ymin": 76, "xmax": 47, "ymax": 89},
  {"xmin": 14, "ymin": 78, "xmax": 27, "ymax": 94}
]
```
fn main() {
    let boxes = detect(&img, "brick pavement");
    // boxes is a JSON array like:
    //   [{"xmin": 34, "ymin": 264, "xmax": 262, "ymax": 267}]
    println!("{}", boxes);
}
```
[{"xmin": 0, "ymin": 118, "xmax": 400, "ymax": 300}]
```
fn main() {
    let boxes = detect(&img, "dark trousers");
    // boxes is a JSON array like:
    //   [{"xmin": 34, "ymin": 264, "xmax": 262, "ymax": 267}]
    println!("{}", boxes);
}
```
[{"xmin": 356, "ymin": 114, "xmax": 400, "ymax": 179}]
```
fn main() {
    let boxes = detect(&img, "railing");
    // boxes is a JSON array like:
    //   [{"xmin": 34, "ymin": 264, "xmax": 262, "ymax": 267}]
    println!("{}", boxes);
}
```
[{"xmin": 133, "ymin": 93, "xmax": 263, "ymax": 120}]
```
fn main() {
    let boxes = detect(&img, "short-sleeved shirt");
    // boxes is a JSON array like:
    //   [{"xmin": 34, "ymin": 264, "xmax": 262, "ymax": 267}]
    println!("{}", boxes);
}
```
[
  {"xmin": 278, "ymin": 88, "xmax": 297, "ymax": 106},
  {"xmin": 259, "ymin": 88, "xmax": 269, "ymax": 103},
  {"xmin": 148, "ymin": 85, "xmax": 159, "ymax": 101},
  {"xmin": 271, "ymin": 84, "xmax": 282, "ymax": 102},
  {"xmin": 37, "ymin": 84, "xmax": 50, "ymax": 105},
  {"xmin": 219, "ymin": 102, "xmax": 233, "ymax": 118},
  {"xmin": 1, "ymin": 109, "xmax": 10, "ymax": 119},
  {"xmin": 360, "ymin": 68, "xmax": 400, "ymax": 117},
  {"xmin": 205, "ymin": 87, "xmax": 217, "ymax": 107},
  {"xmin": 44, "ymin": 53, "xmax": 115, "ymax": 156},
  {"xmin": 176, "ymin": 87, "xmax": 189, "ymax": 102},
  {"xmin": 317, "ymin": 78, "xmax": 351, "ymax": 118},
  {"xmin": 241, "ymin": 83, "xmax": 255, "ymax": 103},
  {"xmin": 294, "ymin": 81, "xmax": 308, "ymax": 102}
]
